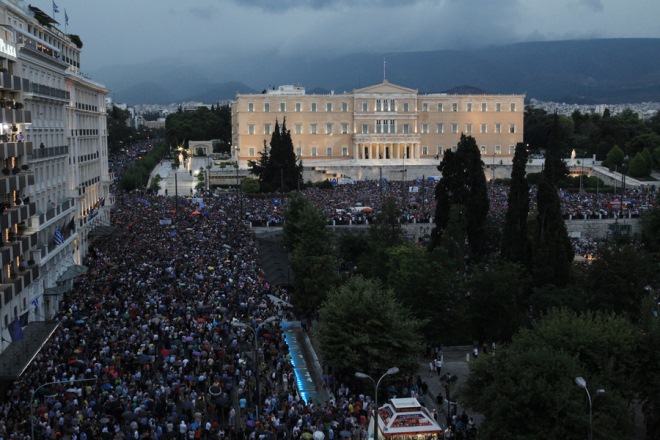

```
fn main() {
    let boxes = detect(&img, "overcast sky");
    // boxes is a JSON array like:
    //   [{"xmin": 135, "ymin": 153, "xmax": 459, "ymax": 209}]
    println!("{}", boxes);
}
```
[{"xmin": 37, "ymin": 0, "xmax": 660, "ymax": 73}]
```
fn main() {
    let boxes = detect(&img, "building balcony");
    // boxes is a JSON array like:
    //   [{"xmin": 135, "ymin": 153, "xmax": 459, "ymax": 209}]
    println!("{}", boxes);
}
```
[
  {"xmin": 0, "ymin": 263, "xmax": 40, "ymax": 305},
  {"xmin": 0, "ymin": 108, "xmax": 31, "ymax": 125},
  {"xmin": 0, "ymin": 232, "xmax": 38, "ymax": 266},
  {"xmin": 34, "ymin": 199, "xmax": 75, "ymax": 228},
  {"xmin": 0, "ymin": 203, "xmax": 36, "ymax": 230},
  {"xmin": 23, "ymin": 82, "xmax": 69, "ymax": 102},
  {"xmin": 29, "ymin": 144, "xmax": 68, "ymax": 161},
  {"xmin": 0, "ymin": 73, "xmax": 29, "ymax": 93},
  {"xmin": 0, "ymin": 171, "xmax": 35, "ymax": 194},
  {"xmin": 0, "ymin": 141, "xmax": 33, "ymax": 159}
]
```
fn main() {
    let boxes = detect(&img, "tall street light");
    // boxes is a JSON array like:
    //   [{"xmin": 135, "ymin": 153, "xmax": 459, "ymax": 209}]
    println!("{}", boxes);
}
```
[
  {"xmin": 32, "ymin": 378, "xmax": 96, "ymax": 440},
  {"xmin": 232, "ymin": 317, "xmax": 278, "ymax": 421},
  {"xmin": 575, "ymin": 376, "xmax": 605, "ymax": 440},
  {"xmin": 355, "ymin": 367, "xmax": 399, "ymax": 440}
]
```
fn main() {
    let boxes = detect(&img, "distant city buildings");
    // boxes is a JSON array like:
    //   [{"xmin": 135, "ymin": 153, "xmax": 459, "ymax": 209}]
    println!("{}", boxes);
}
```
[
  {"xmin": 528, "ymin": 98, "xmax": 660, "ymax": 119},
  {"xmin": 0, "ymin": 0, "xmax": 110, "ymax": 354}
]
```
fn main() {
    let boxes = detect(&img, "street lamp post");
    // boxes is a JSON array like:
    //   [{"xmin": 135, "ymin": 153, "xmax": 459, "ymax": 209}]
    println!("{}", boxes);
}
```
[
  {"xmin": 31, "ymin": 378, "xmax": 96, "ymax": 440},
  {"xmin": 575, "ymin": 376, "xmax": 605, "ymax": 440},
  {"xmin": 355, "ymin": 367, "xmax": 399, "ymax": 440},
  {"xmin": 232, "ymin": 317, "xmax": 278, "ymax": 421}
]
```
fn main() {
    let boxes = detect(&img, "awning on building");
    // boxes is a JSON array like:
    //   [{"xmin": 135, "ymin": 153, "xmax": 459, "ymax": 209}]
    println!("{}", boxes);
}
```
[
  {"xmin": 58, "ymin": 265, "xmax": 88, "ymax": 282},
  {"xmin": 43, "ymin": 284, "xmax": 71, "ymax": 296}
]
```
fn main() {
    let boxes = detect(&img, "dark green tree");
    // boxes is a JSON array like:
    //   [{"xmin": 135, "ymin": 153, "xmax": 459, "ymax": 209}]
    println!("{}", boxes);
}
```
[
  {"xmin": 544, "ymin": 113, "xmax": 570, "ymax": 185},
  {"xmin": 285, "ymin": 196, "xmax": 337, "ymax": 315},
  {"xmin": 627, "ymin": 152, "xmax": 650, "ymax": 178},
  {"xmin": 431, "ymin": 134, "xmax": 489, "ymax": 260},
  {"xmin": 461, "ymin": 308, "xmax": 641, "ymax": 440},
  {"xmin": 641, "ymin": 204, "xmax": 660, "ymax": 255},
  {"xmin": 467, "ymin": 259, "xmax": 530, "ymax": 344},
  {"xmin": 605, "ymin": 144, "xmax": 625, "ymax": 171},
  {"xmin": 360, "ymin": 197, "xmax": 406, "ymax": 280},
  {"xmin": 501, "ymin": 143, "xmax": 530, "ymax": 265},
  {"xmin": 314, "ymin": 276, "xmax": 426, "ymax": 378}
]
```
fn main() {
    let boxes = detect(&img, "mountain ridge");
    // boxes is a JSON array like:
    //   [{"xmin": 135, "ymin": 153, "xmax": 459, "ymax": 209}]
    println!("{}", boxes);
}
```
[{"xmin": 91, "ymin": 38, "xmax": 660, "ymax": 106}]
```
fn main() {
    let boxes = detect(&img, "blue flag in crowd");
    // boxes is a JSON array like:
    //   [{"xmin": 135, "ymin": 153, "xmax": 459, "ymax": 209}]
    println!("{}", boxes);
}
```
[
  {"xmin": 53, "ymin": 227, "xmax": 64, "ymax": 245},
  {"xmin": 8, "ymin": 319, "xmax": 23, "ymax": 342},
  {"xmin": 53, "ymin": 1, "xmax": 59, "ymax": 13}
]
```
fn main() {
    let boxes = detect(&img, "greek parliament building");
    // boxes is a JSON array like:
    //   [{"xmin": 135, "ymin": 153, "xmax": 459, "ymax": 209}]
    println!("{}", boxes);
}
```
[
  {"xmin": 0, "ymin": 0, "xmax": 111, "ymax": 364},
  {"xmin": 231, "ymin": 81, "xmax": 525, "ymax": 180}
]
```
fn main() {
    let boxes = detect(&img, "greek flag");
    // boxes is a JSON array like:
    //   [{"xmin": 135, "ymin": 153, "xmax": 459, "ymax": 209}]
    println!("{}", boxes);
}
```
[
  {"xmin": 53, "ymin": 227, "xmax": 64, "ymax": 245},
  {"xmin": 65, "ymin": 10, "xmax": 69, "ymax": 25},
  {"xmin": 53, "ymin": 1, "xmax": 59, "ymax": 13},
  {"xmin": 31, "ymin": 297, "xmax": 39, "ymax": 308}
]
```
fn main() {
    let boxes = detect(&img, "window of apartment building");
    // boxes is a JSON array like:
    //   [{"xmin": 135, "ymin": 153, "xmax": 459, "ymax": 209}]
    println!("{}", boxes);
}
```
[
  {"xmin": 326, "ymin": 102, "xmax": 333, "ymax": 112},
  {"xmin": 403, "ymin": 102, "xmax": 409, "ymax": 112},
  {"xmin": 422, "ymin": 102, "xmax": 429, "ymax": 112},
  {"xmin": 496, "ymin": 102, "xmax": 501, "ymax": 112},
  {"xmin": 248, "ymin": 102, "xmax": 254, "ymax": 112},
  {"xmin": 362, "ymin": 102, "xmax": 368, "ymax": 112},
  {"xmin": 480, "ymin": 123, "xmax": 487, "ymax": 133},
  {"xmin": 422, "ymin": 146, "xmax": 428, "ymax": 155},
  {"xmin": 295, "ymin": 123, "xmax": 302, "ymax": 134},
  {"xmin": 437, "ymin": 102, "xmax": 444, "ymax": 112},
  {"xmin": 376, "ymin": 120, "xmax": 382, "ymax": 134},
  {"xmin": 510, "ymin": 102, "xmax": 516, "ymax": 112},
  {"xmin": 326, "ymin": 123, "xmax": 333, "ymax": 134},
  {"xmin": 509, "ymin": 123, "xmax": 516, "ymax": 133},
  {"xmin": 402, "ymin": 123, "xmax": 410, "ymax": 134},
  {"xmin": 481, "ymin": 102, "xmax": 487, "ymax": 112},
  {"xmin": 327, "ymin": 147, "xmax": 333, "ymax": 156},
  {"xmin": 311, "ymin": 102, "xmax": 317, "ymax": 112},
  {"xmin": 452, "ymin": 102, "xmax": 458, "ymax": 111},
  {"xmin": 249, "ymin": 147, "xmax": 255, "ymax": 156},
  {"xmin": 509, "ymin": 145, "xmax": 515, "ymax": 154},
  {"xmin": 311, "ymin": 147, "xmax": 317, "ymax": 156},
  {"xmin": 342, "ymin": 102, "xmax": 348, "ymax": 112},
  {"xmin": 248, "ymin": 124, "xmax": 255, "ymax": 135},
  {"xmin": 264, "ymin": 123, "xmax": 271, "ymax": 135},
  {"xmin": 280, "ymin": 102, "xmax": 286, "ymax": 112},
  {"xmin": 467, "ymin": 102, "xmax": 473, "ymax": 112},
  {"xmin": 264, "ymin": 102, "xmax": 270, "ymax": 112},
  {"xmin": 376, "ymin": 99, "xmax": 382, "ymax": 111},
  {"xmin": 342, "ymin": 146, "xmax": 349, "ymax": 156},
  {"xmin": 495, "ymin": 123, "xmax": 502, "ymax": 133},
  {"xmin": 480, "ymin": 145, "xmax": 487, "ymax": 154},
  {"xmin": 310, "ymin": 124, "xmax": 317, "ymax": 134},
  {"xmin": 466, "ymin": 123, "xmax": 472, "ymax": 134},
  {"xmin": 436, "ymin": 123, "xmax": 444, "ymax": 134},
  {"xmin": 451, "ymin": 123, "xmax": 458, "ymax": 134},
  {"xmin": 495, "ymin": 145, "xmax": 502, "ymax": 154},
  {"xmin": 362, "ymin": 124, "xmax": 369, "ymax": 134},
  {"xmin": 422, "ymin": 123, "xmax": 429, "ymax": 134},
  {"xmin": 295, "ymin": 102, "xmax": 302, "ymax": 112},
  {"xmin": 341, "ymin": 123, "xmax": 349, "ymax": 134}
]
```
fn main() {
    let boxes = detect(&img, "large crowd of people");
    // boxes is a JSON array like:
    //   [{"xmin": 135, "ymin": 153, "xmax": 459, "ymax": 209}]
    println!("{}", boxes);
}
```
[{"xmin": 0, "ymin": 154, "xmax": 655, "ymax": 439}]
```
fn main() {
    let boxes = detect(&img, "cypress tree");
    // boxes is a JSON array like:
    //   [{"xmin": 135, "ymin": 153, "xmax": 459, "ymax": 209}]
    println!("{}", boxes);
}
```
[
  {"xmin": 501, "ymin": 143, "xmax": 530, "ymax": 265},
  {"xmin": 431, "ymin": 134, "xmax": 489, "ymax": 260},
  {"xmin": 532, "ymin": 125, "xmax": 574, "ymax": 288}
]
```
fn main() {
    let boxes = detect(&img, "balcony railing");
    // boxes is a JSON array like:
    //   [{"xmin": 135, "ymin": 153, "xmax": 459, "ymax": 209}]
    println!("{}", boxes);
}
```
[{"xmin": 29, "ymin": 145, "xmax": 68, "ymax": 160}]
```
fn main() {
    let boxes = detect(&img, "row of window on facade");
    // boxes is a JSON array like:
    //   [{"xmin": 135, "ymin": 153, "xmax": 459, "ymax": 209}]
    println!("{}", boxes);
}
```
[
  {"xmin": 243, "ymin": 144, "xmax": 516, "ymax": 157},
  {"xmin": 247, "ymin": 121, "xmax": 517, "ymax": 135},
  {"xmin": 247, "ymin": 100, "xmax": 519, "ymax": 113}
]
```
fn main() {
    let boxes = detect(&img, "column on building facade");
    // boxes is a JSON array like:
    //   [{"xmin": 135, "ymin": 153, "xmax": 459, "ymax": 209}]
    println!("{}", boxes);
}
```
[{"xmin": 354, "ymin": 143, "xmax": 359, "ymax": 160}]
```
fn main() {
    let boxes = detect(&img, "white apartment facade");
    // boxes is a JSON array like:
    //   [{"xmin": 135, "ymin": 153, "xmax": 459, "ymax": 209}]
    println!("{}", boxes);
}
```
[
  {"xmin": 0, "ymin": 0, "xmax": 109, "ymax": 354},
  {"xmin": 232, "ymin": 81, "xmax": 525, "ymax": 163}
]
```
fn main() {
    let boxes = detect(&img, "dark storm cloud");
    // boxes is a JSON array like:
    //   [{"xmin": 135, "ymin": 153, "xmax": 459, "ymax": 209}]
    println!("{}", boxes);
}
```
[{"xmin": 228, "ymin": 0, "xmax": 426, "ymax": 12}]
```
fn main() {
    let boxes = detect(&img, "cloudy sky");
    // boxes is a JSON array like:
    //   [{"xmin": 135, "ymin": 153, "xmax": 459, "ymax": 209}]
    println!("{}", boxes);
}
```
[{"xmin": 38, "ymin": 0, "xmax": 660, "ymax": 73}]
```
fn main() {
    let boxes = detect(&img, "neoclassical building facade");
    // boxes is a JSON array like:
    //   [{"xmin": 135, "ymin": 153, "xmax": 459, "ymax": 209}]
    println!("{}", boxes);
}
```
[{"xmin": 231, "ymin": 81, "xmax": 525, "ymax": 163}]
